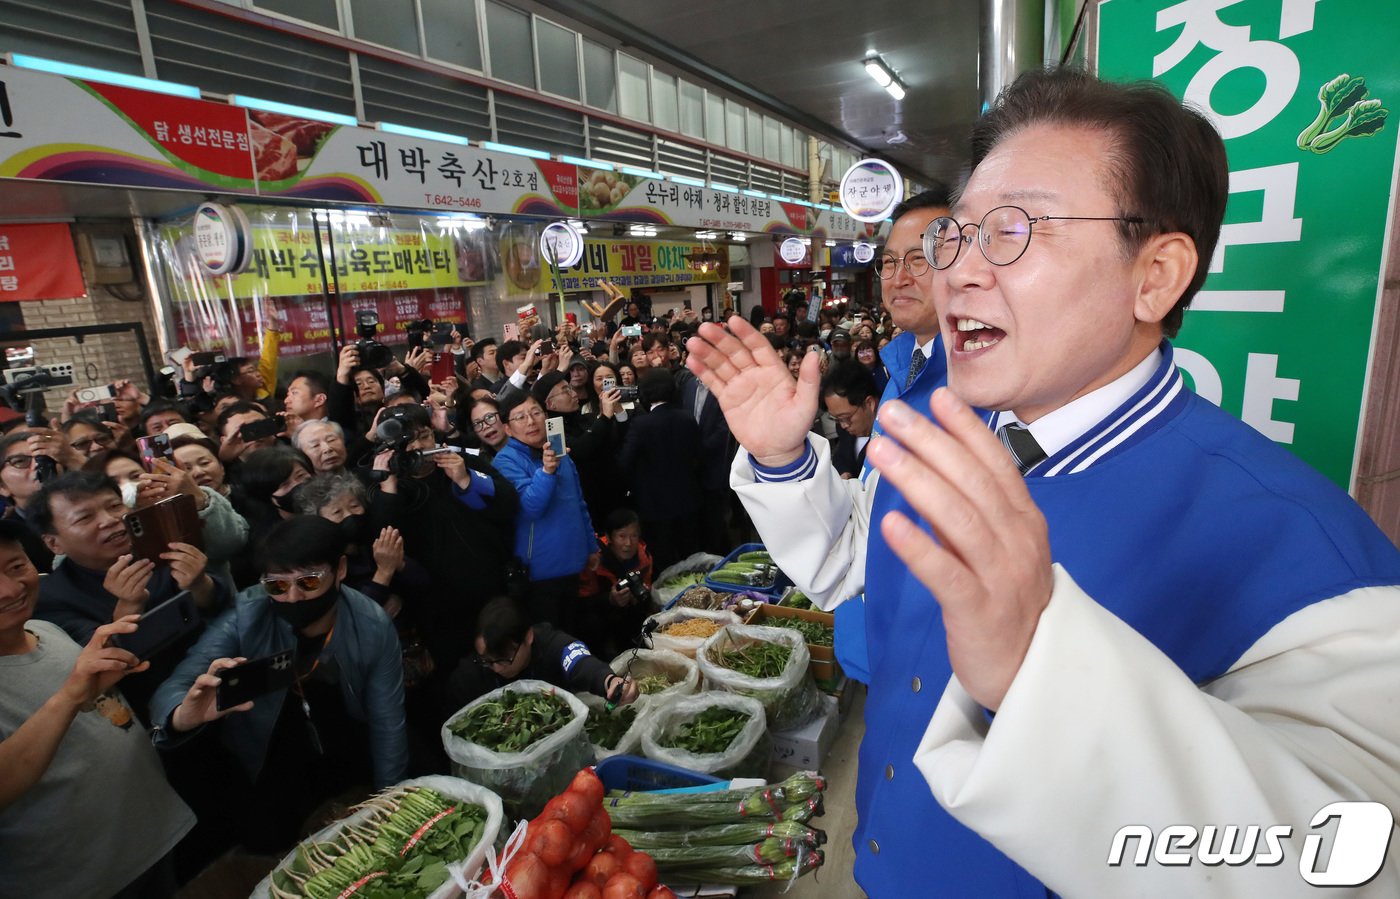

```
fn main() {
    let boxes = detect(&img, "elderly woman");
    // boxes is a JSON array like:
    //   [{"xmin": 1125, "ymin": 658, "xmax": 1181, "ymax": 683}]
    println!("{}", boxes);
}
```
[{"xmin": 292, "ymin": 418, "xmax": 349, "ymax": 473}]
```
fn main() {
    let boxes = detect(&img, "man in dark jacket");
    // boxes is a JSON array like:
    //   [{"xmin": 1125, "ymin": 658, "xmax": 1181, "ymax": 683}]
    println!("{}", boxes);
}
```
[
  {"xmin": 678, "ymin": 367, "xmax": 738, "ymax": 553},
  {"xmin": 618, "ymin": 368, "xmax": 703, "ymax": 572},
  {"xmin": 822, "ymin": 360, "xmax": 879, "ymax": 479},
  {"xmin": 443, "ymin": 596, "xmax": 638, "ymax": 715}
]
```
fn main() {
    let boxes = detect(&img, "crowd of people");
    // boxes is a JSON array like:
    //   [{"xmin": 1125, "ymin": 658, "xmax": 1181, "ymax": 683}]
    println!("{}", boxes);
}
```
[{"xmin": 0, "ymin": 271, "xmax": 903, "ymax": 893}]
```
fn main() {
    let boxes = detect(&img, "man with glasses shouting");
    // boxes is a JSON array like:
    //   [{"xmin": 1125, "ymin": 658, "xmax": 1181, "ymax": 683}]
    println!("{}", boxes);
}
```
[
  {"xmin": 151, "ymin": 515, "xmax": 407, "ymax": 853},
  {"xmin": 688, "ymin": 68, "xmax": 1400, "ymax": 897}
]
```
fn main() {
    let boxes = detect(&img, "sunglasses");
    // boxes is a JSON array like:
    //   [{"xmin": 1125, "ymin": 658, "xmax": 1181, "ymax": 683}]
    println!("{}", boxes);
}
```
[{"xmin": 261, "ymin": 569, "xmax": 329, "ymax": 596}]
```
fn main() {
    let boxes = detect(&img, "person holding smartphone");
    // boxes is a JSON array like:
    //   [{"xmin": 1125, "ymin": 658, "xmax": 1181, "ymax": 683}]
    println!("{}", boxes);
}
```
[
  {"xmin": 0, "ymin": 520, "xmax": 195, "ymax": 898},
  {"xmin": 150, "ymin": 516, "xmax": 407, "ymax": 851}
]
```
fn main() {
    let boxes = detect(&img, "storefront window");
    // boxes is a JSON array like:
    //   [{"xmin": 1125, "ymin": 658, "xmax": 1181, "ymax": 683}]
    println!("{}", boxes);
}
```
[
  {"xmin": 421, "ymin": 0, "xmax": 483, "ymax": 70},
  {"xmin": 485, "ymin": 1, "xmax": 534, "ymax": 87},
  {"xmin": 349, "ymin": 0, "xmax": 420, "ymax": 53}
]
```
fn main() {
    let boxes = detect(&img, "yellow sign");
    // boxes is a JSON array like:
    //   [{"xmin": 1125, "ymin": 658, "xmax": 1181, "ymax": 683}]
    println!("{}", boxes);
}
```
[
  {"xmin": 168, "ymin": 225, "xmax": 478, "ymax": 297},
  {"xmin": 556, "ymin": 238, "xmax": 725, "ymax": 292}
]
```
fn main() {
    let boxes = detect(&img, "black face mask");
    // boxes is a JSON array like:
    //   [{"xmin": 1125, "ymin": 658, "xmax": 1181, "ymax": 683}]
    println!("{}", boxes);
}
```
[
  {"xmin": 338, "ymin": 513, "xmax": 372, "ymax": 547},
  {"xmin": 272, "ymin": 482, "xmax": 306, "ymax": 514},
  {"xmin": 269, "ymin": 583, "xmax": 340, "ymax": 631}
]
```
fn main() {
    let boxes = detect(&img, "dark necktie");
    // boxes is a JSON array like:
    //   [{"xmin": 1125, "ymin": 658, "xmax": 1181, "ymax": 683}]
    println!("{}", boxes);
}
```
[
  {"xmin": 904, "ymin": 347, "xmax": 926, "ymax": 390},
  {"xmin": 998, "ymin": 421, "xmax": 1046, "ymax": 474}
]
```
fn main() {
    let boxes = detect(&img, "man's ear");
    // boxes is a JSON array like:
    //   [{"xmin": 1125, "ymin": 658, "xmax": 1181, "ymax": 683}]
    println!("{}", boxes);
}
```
[
  {"xmin": 41, "ymin": 532, "xmax": 63, "ymax": 556},
  {"xmin": 1133, "ymin": 232, "xmax": 1197, "ymax": 325},
  {"xmin": 524, "ymin": 627, "xmax": 535, "ymax": 648},
  {"xmin": 336, "ymin": 554, "xmax": 349, "ymax": 582}
]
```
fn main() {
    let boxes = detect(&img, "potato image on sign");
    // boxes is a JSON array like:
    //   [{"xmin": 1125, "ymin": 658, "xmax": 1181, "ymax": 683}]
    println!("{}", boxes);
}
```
[{"xmin": 579, "ymin": 170, "xmax": 640, "ymax": 211}]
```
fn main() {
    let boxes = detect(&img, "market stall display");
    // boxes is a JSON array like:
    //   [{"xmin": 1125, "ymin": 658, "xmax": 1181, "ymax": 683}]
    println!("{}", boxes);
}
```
[
  {"xmin": 697, "ymin": 625, "xmax": 822, "ymax": 731},
  {"xmin": 640, "ymin": 693, "xmax": 771, "ymax": 779},
  {"xmin": 746, "ymin": 603, "xmax": 841, "ymax": 687},
  {"xmin": 651, "ymin": 552, "xmax": 724, "ymax": 610},
  {"xmin": 253, "ymin": 777, "xmax": 504, "ymax": 899},
  {"xmin": 704, "ymin": 546, "xmax": 790, "ymax": 598},
  {"xmin": 578, "ymin": 693, "xmax": 654, "ymax": 761},
  {"xmin": 643, "ymin": 608, "xmax": 742, "ymax": 658},
  {"xmin": 442, "ymin": 681, "xmax": 593, "ymax": 819},
  {"xmin": 608, "ymin": 648, "xmax": 700, "ymax": 699}
]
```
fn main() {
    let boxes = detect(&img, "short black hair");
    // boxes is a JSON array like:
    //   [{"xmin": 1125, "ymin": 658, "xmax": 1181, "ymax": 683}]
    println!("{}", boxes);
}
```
[
  {"xmin": 641, "ymin": 332, "xmax": 670, "ymax": 353},
  {"xmin": 772, "ymin": 311, "xmax": 790, "ymax": 323},
  {"xmin": 822, "ymin": 359, "xmax": 879, "ymax": 407},
  {"xmin": 139, "ymin": 400, "xmax": 186, "ymax": 432},
  {"xmin": 27, "ymin": 471, "xmax": 120, "ymax": 535},
  {"xmin": 289, "ymin": 370, "xmax": 332, "ymax": 398},
  {"xmin": 349, "ymin": 366, "xmax": 384, "ymax": 388},
  {"xmin": 892, "ymin": 183, "xmax": 954, "ymax": 220},
  {"xmin": 236, "ymin": 445, "xmax": 312, "ymax": 502},
  {"xmin": 498, "ymin": 340, "xmax": 526, "ymax": 363},
  {"xmin": 60, "ymin": 413, "xmax": 104, "ymax": 436},
  {"xmin": 470, "ymin": 338, "xmax": 498, "ymax": 361},
  {"xmin": 256, "ymin": 515, "xmax": 346, "ymax": 575},
  {"xmin": 638, "ymin": 367, "xmax": 676, "ymax": 406},
  {"xmin": 475, "ymin": 596, "xmax": 531, "ymax": 655},
  {"xmin": 604, "ymin": 507, "xmax": 640, "ymax": 534},
  {"xmin": 496, "ymin": 390, "xmax": 538, "ymax": 423},
  {"xmin": 0, "ymin": 430, "xmax": 32, "ymax": 459}
]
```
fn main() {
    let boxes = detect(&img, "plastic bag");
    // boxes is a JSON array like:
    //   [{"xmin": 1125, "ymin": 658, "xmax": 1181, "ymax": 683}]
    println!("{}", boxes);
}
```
[
  {"xmin": 577, "ymin": 692, "xmax": 655, "ymax": 761},
  {"xmin": 641, "ymin": 692, "xmax": 771, "ymax": 780},
  {"xmin": 610, "ymin": 647, "xmax": 700, "ymax": 699},
  {"xmin": 251, "ymin": 775, "xmax": 504, "ymax": 899},
  {"xmin": 697, "ymin": 624, "xmax": 822, "ymax": 731},
  {"xmin": 441, "ymin": 680, "xmax": 593, "ymax": 820},
  {"xmin": 645, "ymin": 607, "xmax": 742, "ymax": 658},
  {"xmin": 652, "ymin": 552, "xmax": 725, "ymax": 609}
]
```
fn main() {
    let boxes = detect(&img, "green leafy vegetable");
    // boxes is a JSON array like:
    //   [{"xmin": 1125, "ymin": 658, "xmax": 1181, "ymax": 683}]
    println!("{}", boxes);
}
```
[
  {"xmin": 659, "ymin": 706, "xmax": 752, "ymax": 754},
  {"xmin": 708, "ymin": 639, "xmax": 792, "ymax": 678},
  {"xmin": 763, "ymin": 617, "xmax": 833, "ymax": 646},
  {"xmin": 1309, "ymin": 98, "xmax": 1390, "ymax": 154},
  {"xmin": 446, "ymin": 689, "xmax": 572, "ymax": 752},
  {"xmin": 1297, "ymin": 74, "xmax": 1370, "ymax": 150},
  {"xmin": 584, "ymin": 703, "xmax": 639, "ymax": 749}
]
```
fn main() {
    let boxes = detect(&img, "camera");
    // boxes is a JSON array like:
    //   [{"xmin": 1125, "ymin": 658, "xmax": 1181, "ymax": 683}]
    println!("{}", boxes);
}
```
[
  {"xmin": 534, "ymin": 339, "xmax": 557, "ymax": 356},
  {"xmin": 355, "ymin": 310, "xmax": 394, "ymax": 369},
  {"xmin": 615, "ymin": 570, "xmax": 650, "ymax": 604},
  {"xmin": 405, "ymin": 318, "xmax": 435, "ymax": 351},
  {"xmin": 372, "ymin": 404, "xmax": 433, "ymax": 477},
  {"xmin": 76, "ymin": 384, "xmax": 117, "ymax": 404}
]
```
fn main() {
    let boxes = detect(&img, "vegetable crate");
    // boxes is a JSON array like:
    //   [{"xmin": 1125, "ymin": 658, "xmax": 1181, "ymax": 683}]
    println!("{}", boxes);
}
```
[
  {"xmin": 746, "ymin": 604, "xmax": 843, "ymax": 689},
  {"xmin": 704, "ymin": 543, "xmax": 791, "ymax": 598},
  {"xmin": 595, "ymin": 754, "xmax": 724, "ymax": 794}
]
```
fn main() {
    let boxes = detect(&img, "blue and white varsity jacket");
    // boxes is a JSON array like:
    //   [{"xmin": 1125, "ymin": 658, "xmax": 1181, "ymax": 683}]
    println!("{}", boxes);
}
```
[{"xmin": 731, "ymin": 341, "xmax": 1400, "ymax": 898}]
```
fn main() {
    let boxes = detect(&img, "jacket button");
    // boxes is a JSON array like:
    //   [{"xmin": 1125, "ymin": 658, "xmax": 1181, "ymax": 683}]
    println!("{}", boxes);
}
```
[
  {"xmin": 868, "ymin": 839, "xmax": 880, "ymax": 855},
  {"xmin": 885, "ymin": 764, "xmax": 894, "ymax": 780},
  {"xmin": 911, "ymin": 676, "xmax": 922, "ymax": 693}
]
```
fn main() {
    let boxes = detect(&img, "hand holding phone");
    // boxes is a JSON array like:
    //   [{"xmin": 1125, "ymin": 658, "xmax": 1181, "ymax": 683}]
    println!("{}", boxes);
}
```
[
  {"xmin": 136, "ymin": 433, "xmax": 175, "ymax": 473},
  {"xmin": 546, "ymin": 416, "xmax": 567, "ymax": 456},
  {"xmin": 109, "ymin": 591, "xmax": 200, "ymax": 662},
  {"xmin": 216, "ymin": 650, "xmax": 296, "ymax": 711},
  {"xmin": 125, "ymin": 493, "xmax": 202, "ymax": 563}
]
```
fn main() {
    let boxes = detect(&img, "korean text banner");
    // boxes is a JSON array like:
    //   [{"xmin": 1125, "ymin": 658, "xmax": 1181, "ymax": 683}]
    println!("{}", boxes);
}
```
[
  {"xmin": 577, "ymin": 169, "xmax": 877, "ymax": 241},
  {"xmin": 0, "ymin": 223, "xmax": 86, "ymax": 302},
  {"xmin": 554, "ymin": 238, "xmax": 726, "ymax": 291},
  {"xmin": 0, "ymin": 66, "xmax": 256, "ymax": 191},
  {"xmin": 1098, "ymin": 0, "xmax": 1400, "ymax": 489}
]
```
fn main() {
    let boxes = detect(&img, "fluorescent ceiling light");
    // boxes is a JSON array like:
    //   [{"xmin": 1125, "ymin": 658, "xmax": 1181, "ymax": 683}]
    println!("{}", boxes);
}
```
[
  {"xmin": 379, "ymin": 122, "xmax": 468, "ymax": 145},
  {"xmin": 825, "ymin": 240, "xmax": 837, "ymax": 247},
  {"xmin": 729, "ymin": 232, "xmax": 747, "ymax": 241},
  {"xmin": 863, "ymin": 57, "xmax": 893, "ymax": 87},
  {"xmin": 481, "ymin": 140, "xmax": 550, "ymax": 160},
  {"xmin": 668, "ymin": 175, "xmax": 706, "ymax": 187},
  {"xmin": 694, "ymin": 230, "xmax": 719, "ymax": 239},
  {"xmin": 560, "ymin": 155, "xmax": 614, "ymax": 171},
  {"xmin": 709, "ymin": 182, "xmax": 740, "ymax": 194},
  {"xmin": 230, "ymin": 94, "xmax": 357, "ymax": 126},
  {"xmin": 619, "ymin": 165, "xmax": 664, "ymax": 180},
  {"xmin": 885, "ymin": 82, "xmax": 907, "ymax": 101},
  {"xmin": 742, "ymin": 189, "xmax": 767, "ymax": 198},
  {"xmin": 9, "ymin": 53, "xmax": 202, "ymax": 99}
]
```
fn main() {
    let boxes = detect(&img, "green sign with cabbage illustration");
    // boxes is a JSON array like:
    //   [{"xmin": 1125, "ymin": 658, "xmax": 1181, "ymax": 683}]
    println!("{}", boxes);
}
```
[{"xmin": 1098, "ymin": 0, "xmax": 1400, "ymax": 489}]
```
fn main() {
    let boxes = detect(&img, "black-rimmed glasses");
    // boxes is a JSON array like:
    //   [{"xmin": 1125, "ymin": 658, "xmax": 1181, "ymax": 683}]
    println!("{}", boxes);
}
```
[
  {"xmin": 923, "ymin": 205, "xmax": 1145, "ymax": 270},
  {"xmin": 471, "ymin": 412, "xmax": 500, "ymax": 432},
  {"xmin": 476, "ymin": 643, "xmax": 523, "ymax": 668}
]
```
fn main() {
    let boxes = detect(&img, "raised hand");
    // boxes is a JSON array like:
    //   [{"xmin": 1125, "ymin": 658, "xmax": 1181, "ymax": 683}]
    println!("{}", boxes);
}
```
[
  {"xmin": 685, "ymin": 316, "xmax": 821, "ymax": 467},
  {"xmin": 866, "ymin": 389, "xmax": 1054, "ymax": 712}
]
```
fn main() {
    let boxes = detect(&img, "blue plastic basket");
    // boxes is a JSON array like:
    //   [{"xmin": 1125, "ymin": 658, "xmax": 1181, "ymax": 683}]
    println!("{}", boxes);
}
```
[
  {"xmin": 704, "ymin": 543, "xmax": 790, "ymax": 598},
  {"xmin": 595, "ymin": 754, "xmax": 723, "ymax": 795}
]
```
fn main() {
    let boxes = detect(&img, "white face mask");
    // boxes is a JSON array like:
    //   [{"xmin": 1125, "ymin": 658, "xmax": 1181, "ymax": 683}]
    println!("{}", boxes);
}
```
[{"xmin": 120, "ymin": 480, "xmax": 140, "ymax": 508}]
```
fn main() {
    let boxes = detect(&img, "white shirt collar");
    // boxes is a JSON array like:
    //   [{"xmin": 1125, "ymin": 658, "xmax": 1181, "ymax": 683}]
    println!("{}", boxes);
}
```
[
  {"xmin": 999, "ymin": 348, "xmax": 1162, "ymax": 459},
  {"xmin": 918, "ymin": 336, "xmax": 938, "ymax": 359}
]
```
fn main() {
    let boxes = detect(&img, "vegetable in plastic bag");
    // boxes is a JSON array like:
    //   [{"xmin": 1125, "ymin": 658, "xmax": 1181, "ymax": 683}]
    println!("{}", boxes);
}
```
[
  {"xmin": 640, "ymin": 692, "xmax": 770, "ymax": 779},
  {"xmin": 697, "ymin": 624, "xmax": 822, "ymax": 731},
  {"xmin": 608, "ymin": 648, "xmax": 699, "ymax": 699}
]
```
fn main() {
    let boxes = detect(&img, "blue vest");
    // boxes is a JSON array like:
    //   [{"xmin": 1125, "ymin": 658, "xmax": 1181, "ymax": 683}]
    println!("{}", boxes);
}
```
[{"xmin": 851, "ymin": 344, "xmax": 1400, "ymax": 896}]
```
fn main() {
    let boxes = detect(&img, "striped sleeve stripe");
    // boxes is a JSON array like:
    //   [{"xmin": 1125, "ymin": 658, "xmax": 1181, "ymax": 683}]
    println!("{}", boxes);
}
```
[{"xmin": 751, "ymin": 440, "xmax": 819, "ymax": 483}]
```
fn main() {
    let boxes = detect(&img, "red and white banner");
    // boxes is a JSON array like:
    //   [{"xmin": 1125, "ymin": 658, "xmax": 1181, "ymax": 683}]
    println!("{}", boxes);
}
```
[{"xmin": 0, "ymin": 223, "xmax": 86, "ymax": 301}]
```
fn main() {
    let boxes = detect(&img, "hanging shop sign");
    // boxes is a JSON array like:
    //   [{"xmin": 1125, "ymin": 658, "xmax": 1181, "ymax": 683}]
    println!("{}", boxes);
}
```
[
  {"xmin": 839, "ymin": 159, "xmax": 903, "ymax": 223},
  {"xmin": 256, "ymin": 117, "xmax": 580, "ymax": 216},
  {"xmin": 779, "ymin": 237, "xmax": 810, "ymax": 265},
  {"xmin": 0, "ymin": 223, "xmax": 86, "ymax": 302},
  {"xmin": 0, "ymin": 66, "xmax": 257, "ymax": 191},
  {"xmin": 552, "ymin": 238, "xmax": 726, "ymax": 291},
  {"xmin": 578, "ymin": 168, "xmax": 875, "ymax": 241},
  {"xmin": 540, "ymin": 221, "xmax": 585, "ymax": 268},
  {"xmin": 1099, "ymin": 0, "xmax": 1400, "ymax": 489},
  {"xmin": 852, "ymin": 242, "xmax": 876, "ymax": 264},
  {"xmin": 192, "ymin": 202, "xmax": 253, "ymax": 275}
]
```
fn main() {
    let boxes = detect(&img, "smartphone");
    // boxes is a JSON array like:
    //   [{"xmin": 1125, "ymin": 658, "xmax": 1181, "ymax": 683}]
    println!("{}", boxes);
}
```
[
  {"xmin": 96, "ymin": 402, "xmax": 120, "ymax": 424},
  {"xmin": 683, "ymin": 299, "xmax": 693, "ymax": 311},
  {"xmin": 429, "ymin": 350, "xmax": 456, "ymax": 384},
  {"xmin": 76, "ymin": 384, "xmax": 117, "ymax": 404},
  {"xmin": 534, "ymin": 339, "xmax": 557, "ymax": 356},
  {"xmin": 416, "ymin": 446, "xmax": 457, "ymax": 457},
  {"xmin": 621, "ymin": 324, "xmax": 643, "ymax": 338},
  {"xmin": 167, "ymin": 347, "xmax": 193, "ymax": 367},
  {"xmin": 109, "ymin": 591, "xmax": 199, "ymax": 662},
  {"xmin": 503, "ymin": 323, "xmax": 519, "ymax": 342},
  {"xmin": 618, "ymin": 385, "xmax": 640, "ymax": 403},
  {"xmin": 546, "ymin": 416, "xmax": 567, "ymax": 456},
  {"xmin": 124, "ymin": 492, "xmax": 202, "ymax": 562},
  {"xmin": 601, "ymin": 376, "xmax": 616, "ymax": 393},
  {"xmin": 431, "ymin": 322, "xmax": 455, "ymax": 345},
  {"xmin": 239, "ymin": 415, "xmax": 283, "ymax": 442},
  {"xmin": 136, "ymin": 433, "xmax": 174, "ymax": 472},
  {"xmin": 190, "ymin": 351, "xmax": 225, "ymax": 367},
  {"xmin": 216, "ymin": 649, "xmax": 296, "ymax": 711}
]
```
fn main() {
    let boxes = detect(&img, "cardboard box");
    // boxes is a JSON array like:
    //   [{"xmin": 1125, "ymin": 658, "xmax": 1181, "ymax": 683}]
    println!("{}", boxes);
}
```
[
  {"xmin": 747, "ymin": 603, "xmax": 835, "ymax": 660},
  {"xmin": 769, "ymin": 694, "xmax": 839, "ymax": 770}
]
